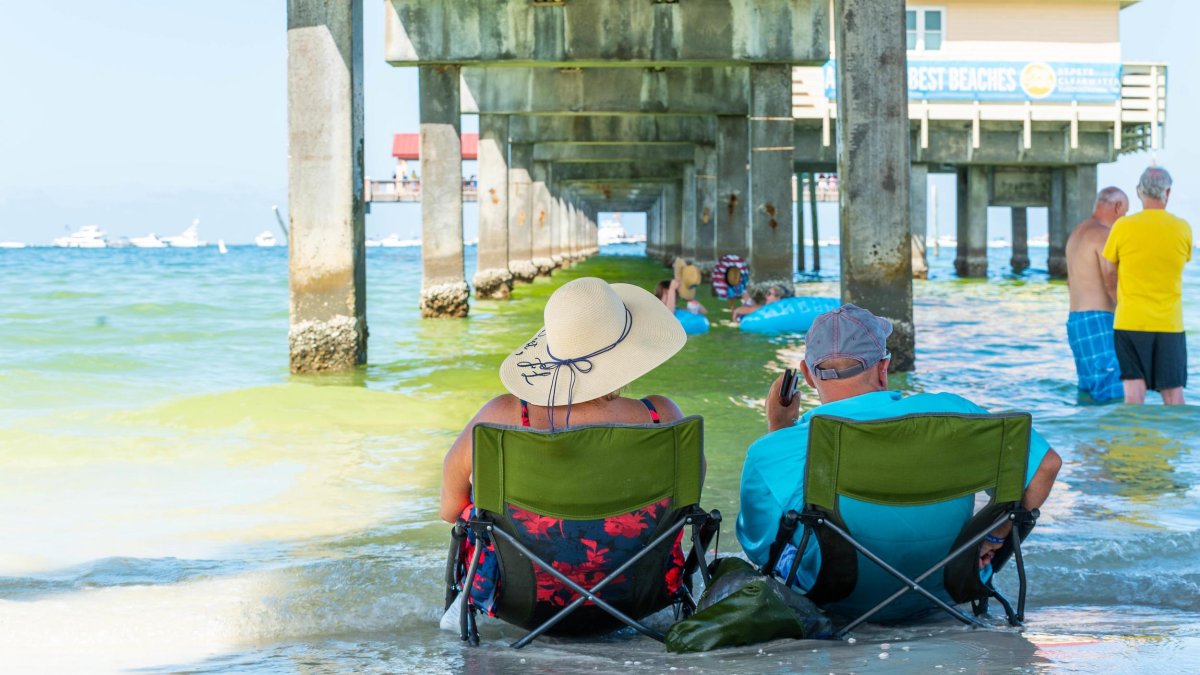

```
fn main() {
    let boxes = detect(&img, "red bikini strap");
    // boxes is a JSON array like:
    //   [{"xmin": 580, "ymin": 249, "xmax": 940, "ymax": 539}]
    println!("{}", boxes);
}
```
[{"xmin": 640, "ymin": 398, "xmax": 661, "ymax": 424}]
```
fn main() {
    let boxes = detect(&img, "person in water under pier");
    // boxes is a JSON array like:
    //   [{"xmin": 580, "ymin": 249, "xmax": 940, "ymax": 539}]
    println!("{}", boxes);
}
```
[
  {"xmin": 732, "ymin": 284, "xmax": 784, "ymax": 323},
  {"xmin": 736, "ymin": 303, "xmax": 1062, "ymax": 621},
  {"xmin": 1065, "ymin": 186, "xmax": 1128, "ymax": 403},
  {"xmin": 1102, "ymin": 166, "xmax": 1192, "ymax": 405}
]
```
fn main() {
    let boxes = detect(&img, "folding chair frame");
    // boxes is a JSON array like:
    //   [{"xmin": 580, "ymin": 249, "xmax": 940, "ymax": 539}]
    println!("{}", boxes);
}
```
[
  {"xmin": 452, "ymin": 506, "xmax": 721, "ymax": 649},
  {"xmin": 759, "ymin": 412, "xmax": 1042, "ymax": 638}
]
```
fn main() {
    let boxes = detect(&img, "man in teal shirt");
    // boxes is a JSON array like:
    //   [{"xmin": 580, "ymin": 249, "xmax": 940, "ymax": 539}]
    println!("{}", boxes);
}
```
[{"xmin": 736, "ymin": 304, "xmax": 1062, "ymax": 620}]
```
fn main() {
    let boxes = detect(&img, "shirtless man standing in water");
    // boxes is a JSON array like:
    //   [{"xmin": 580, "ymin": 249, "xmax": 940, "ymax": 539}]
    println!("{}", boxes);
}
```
[{"xmin": 1065, "ymin": 187, "xmax": 1128, "ymax": 402}]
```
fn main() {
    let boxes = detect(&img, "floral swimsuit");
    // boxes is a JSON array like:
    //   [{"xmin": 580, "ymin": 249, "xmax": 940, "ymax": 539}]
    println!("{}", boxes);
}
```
[{"xmin": 461, "ymin": 398, "xmax": 686, "ymax": 615}]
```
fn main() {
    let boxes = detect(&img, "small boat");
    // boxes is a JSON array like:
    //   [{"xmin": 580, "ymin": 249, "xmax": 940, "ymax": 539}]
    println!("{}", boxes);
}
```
[
  {"xmin": 163, "ymin": 220, "xmax": 207, "ymax": 248},
  {"xmin": 217, "ymin": 239, "xmax": 228, "ymax": 254},
  {"xmin": 130, "ymin": 233, "xmax": 168, "ymax": 248},
  {"xmin": 53, "ymin": 225, "xmax": 108, "ymax": 248},
  {"xmin": 0, "ymin": 241, "xmax": 27, "ymax": 249},
  {"xmin": 254, "ymin": 230, "xmax": 278, "ymax": 247}
]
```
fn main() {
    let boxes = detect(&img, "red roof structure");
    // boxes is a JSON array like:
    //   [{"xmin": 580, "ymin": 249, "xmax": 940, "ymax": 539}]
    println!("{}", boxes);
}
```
[{"xmin": 392, "ymin": 133, "xmax": 478, "ymax": 160}]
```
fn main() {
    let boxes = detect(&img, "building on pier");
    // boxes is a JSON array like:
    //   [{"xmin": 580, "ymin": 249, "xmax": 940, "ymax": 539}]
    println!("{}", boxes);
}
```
[{"xmin": 794, "ymin": 0, "xmax": 1166, "ymax": 278}]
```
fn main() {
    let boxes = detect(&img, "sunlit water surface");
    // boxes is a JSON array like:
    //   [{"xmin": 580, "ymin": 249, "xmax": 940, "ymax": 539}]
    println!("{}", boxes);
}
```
[{"xmin": 0, "ymin": 244, "xmax": 1197, "ymax": 673}]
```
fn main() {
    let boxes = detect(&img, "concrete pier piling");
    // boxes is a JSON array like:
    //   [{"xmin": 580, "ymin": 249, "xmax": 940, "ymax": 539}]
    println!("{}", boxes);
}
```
[
  {"xmin": 1011, "ymin": 207, "xmax": 1030, "ymax": 273},
  {"xmin": 910, "ymin": 165, "xmax": 929, "ymax": 280},
  {"xmin": 473, "ymin": 113, "xmax": 513, "ymax": 299},
  {"xmin": 834, "ymin": 0, "xmax": 914, "ymax": 371},
  {"xmin": 506, "ymin": 142, "xmax": 537, "ymax": 283},
  {"xmin": 963, "ymin": 166, "xmax": 989, "ymax": 278},
  {"xmin": 286, "ymin": 0, "xmax": 367, "ymax": 373},
  {"xmin": 1048, "ymin": 168, "xmax": 1067, "ymax": 278},
  {"xmin": 530, "ymin": 161, "xmax": 555, "ymax": 276},
  {"xmin": 749, "ymin": 65, "xmax": 796, "ymax": 294},
  {"xmin": 681, "ymin": 163, "xmax": 698, "ymax": 264},
  {"xmin": 694, "ymin": 144, "xmax": 718, "ymax": 271},
  {"xmin": 716, "ymin": 115, "xmax": 750, "ymax": 262},
  {"xmin": 418, "ymin": 64, "xmax": 469, "ymax": 318}
]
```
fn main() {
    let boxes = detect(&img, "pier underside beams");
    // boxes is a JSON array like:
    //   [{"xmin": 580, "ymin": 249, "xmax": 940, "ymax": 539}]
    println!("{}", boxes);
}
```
[{"xmin": 286, "ymin": 0, "xmax": 367, "ymax": 373}]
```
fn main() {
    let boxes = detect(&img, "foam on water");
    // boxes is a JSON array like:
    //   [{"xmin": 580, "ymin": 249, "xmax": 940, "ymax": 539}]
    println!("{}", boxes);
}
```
[{"xmin": 0, "ymin": 244, "xmax": 1197, "ymax": 672}]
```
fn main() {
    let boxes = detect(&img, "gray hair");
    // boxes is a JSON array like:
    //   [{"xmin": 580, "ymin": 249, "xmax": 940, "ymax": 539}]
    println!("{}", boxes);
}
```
[
  {"xmin": 1095, "ymin": 186, "xmax": 1128, "ymax": 209},
  {"xmin": 1137, "ymin": 167, "xmax": 1173, "ymax": 201}
]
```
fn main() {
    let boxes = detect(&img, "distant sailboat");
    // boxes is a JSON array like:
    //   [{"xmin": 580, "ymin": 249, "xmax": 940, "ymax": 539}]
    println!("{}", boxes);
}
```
[{"xmin": 217, "ymin": 239, "xmax": 228, "ymax": 254}]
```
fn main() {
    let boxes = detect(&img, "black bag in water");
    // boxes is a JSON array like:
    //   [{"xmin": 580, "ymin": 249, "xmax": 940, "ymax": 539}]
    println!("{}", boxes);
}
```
[{"xmin": 664, "ymin": 558, "xmax": 832, "ymax": 653}]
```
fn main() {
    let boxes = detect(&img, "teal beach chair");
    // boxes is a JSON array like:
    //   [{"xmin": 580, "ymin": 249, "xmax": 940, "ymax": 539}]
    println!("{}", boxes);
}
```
[
  {"xmin": 445, "ymin": 416, "xmax": 721, "ymax": 648},
  {"xmin": 762, "ymin": 412, "xmax": 1039, "ymax": 637}
]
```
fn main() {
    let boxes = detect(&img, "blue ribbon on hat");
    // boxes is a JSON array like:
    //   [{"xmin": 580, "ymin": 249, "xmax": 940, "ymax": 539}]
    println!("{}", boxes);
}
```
[{"xmin": 516, "ymin": 305, "xmax": 633, "ymax": 431}]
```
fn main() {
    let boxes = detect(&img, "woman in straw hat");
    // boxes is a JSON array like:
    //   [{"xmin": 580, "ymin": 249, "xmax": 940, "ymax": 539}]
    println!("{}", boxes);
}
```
[{"xmin": 439, "ymin": 276, "xmax": 697, "ymax": 523}]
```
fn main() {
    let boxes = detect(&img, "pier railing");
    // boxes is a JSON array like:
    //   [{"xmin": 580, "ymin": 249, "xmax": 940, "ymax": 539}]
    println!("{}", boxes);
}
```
[{"xmin": 365, "ymin": 179, "xmax": 478, "ymax": 203}]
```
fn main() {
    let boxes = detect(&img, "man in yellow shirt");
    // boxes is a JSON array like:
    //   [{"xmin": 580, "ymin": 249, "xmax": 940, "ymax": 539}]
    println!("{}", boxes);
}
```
[{"xmin": 1102, "ymin": 167, "xmax": 1193, "ymax": 405}]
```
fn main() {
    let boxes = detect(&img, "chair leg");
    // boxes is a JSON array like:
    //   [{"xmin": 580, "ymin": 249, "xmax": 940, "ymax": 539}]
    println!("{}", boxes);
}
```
[
  {"xmin": 1011, "ymin": 521, "xmax": 1028, "ymax": 623},
  {"xmin": 445, "ymin": 519, "xmax": 468, "ymax": 611},
  {"xmin": 459, "ymin": 536, "xmax": 486, "ymax": 645},
  {"xmin": 988, "ymin": 583, "xmax": 1021, "ymax": 627}
]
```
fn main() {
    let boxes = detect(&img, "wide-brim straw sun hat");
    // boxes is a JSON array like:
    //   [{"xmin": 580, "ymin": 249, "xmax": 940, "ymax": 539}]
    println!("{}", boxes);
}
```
[
  {"xmin": 499, "ymin": 277, "xmax": 687, "ymax": 407},
  {"xmin": 673, "ymin": 258, "xmax": 703, "ymax": 301}
]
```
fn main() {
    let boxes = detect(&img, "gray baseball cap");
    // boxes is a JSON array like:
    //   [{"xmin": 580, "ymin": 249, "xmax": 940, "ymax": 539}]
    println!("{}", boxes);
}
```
[{"xmin": 804, "ymin": 303, "xmax": 893, "ymax": 380}]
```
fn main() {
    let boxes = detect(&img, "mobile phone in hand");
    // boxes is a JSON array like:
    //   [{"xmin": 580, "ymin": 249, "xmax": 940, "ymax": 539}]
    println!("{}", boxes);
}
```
[{"xmin": 780, "ymin": 368, "xmax": 799, "ymax": 406}]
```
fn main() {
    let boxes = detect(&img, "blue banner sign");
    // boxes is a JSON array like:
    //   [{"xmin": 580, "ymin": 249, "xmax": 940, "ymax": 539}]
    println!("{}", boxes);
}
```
[{"xmin": 822, "ymin": 61, "xmax": 1122, "ymax": 103}]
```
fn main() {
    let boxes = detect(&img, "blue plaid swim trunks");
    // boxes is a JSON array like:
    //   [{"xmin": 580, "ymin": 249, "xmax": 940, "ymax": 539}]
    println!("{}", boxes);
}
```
[{"xmin": 1067, "ymin": 311, "xmax": 1124, "ymax": 402}]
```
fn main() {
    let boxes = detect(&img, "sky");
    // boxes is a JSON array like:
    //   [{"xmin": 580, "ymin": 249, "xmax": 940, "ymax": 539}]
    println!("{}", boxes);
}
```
[{"xmin": 0, "ymin": 1, "xmax": 1194, "ymax": 244}]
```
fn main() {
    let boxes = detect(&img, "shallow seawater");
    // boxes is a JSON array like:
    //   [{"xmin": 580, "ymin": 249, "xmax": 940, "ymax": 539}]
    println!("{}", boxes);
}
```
[{"xmin": 0, "ymin": 244, "xmax": 1197, "ymax": 673}]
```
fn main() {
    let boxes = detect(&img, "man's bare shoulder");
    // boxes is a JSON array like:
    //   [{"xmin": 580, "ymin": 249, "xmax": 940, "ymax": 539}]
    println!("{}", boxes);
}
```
[{"xmin": 1072, "ymin": 220, "xmax": 1111, "ymax": 247}]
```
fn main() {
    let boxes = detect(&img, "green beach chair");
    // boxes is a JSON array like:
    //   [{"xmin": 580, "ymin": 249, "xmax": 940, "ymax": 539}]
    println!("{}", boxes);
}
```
[
  {"xmin": 762, "ymin": 412, "xmax": 1039, "ymax": 637},
  {"xmin": 445, "ymin": 416, "xmax": 721, "ymax": 649}
]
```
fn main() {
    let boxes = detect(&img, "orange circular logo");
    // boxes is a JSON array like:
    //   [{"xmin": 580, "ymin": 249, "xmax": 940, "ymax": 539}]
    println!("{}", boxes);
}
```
[{"xmin": 1020, "ymin": 63, "xmax": 1057, "ymax": 99}]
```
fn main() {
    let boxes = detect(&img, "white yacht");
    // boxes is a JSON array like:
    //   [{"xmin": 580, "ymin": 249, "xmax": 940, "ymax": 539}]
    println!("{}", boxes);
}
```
[
  {"xmin": 163, "ymin": 220, "xmax": 206, "ymax": 248},
  {"xmin": 130, "ymin": 233, "xmax": 168, "ymax": 248},
  {"xmin": 53, "ymin": 225, "xmax": 108, "ymax": 248},
  {"xmin": 378, "ymin": 233, "xmax": 421, "ymax": 248},
  {"xmin": 0, "ymin": 241, "xmax": 27, "ymax": 249},
  {"xmin": 254, "ymin": 230, "xmax": 278, "ymax": 247},
  {"xmin": 597, "ymin": 217, "xmax": 640, "ymax": 246}
]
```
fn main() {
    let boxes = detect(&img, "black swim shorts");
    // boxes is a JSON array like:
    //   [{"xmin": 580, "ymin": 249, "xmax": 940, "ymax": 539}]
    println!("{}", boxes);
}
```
[{"xmin": 1113, "ymin": 329, "xmax": 1188, "ymax": 391}]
